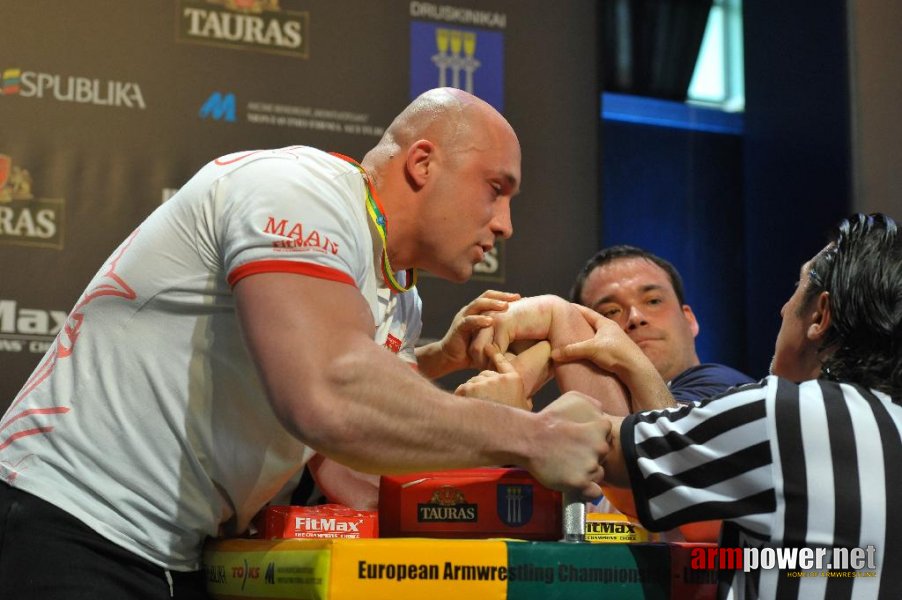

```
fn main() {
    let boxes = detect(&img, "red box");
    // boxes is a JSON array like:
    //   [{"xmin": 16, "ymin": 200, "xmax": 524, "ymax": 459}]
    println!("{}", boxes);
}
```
[
  {"xmin": 254, "ymin": 504, "xmax": 379, "ymax": 540},
  {"xmin": 379, "ymin": 468, "xmax": 562, "ymax": 540}
]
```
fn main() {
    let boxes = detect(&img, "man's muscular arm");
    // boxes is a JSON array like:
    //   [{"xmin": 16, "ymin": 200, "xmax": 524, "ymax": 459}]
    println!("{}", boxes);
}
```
[{"xmin": 235, "ymin": 273, "xmax": 611, "ymax": 498}]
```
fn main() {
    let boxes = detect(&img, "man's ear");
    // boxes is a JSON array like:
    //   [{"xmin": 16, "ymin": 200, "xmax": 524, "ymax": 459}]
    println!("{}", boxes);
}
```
[
  {"xmin": 682, "ymin": 304, "xmax": 700, "ymax": 338},
  {"xmin": 807, "ymin": 291, "xmax": 832, "ymax": 341},
  {"xmin": 405, "ymin": 139, "xmax": 435, "ymax": 188}
]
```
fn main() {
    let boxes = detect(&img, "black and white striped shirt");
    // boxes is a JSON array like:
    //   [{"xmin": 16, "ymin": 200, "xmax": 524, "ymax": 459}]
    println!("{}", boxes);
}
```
[{"xmin": 621, "ymin": 376, "xmax": 901, "ymax": 599}]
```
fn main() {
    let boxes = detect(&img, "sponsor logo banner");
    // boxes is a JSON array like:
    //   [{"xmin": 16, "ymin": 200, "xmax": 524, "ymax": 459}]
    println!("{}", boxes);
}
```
[
  {"xmin": 0, "ymin": 298, "xmax": 67, "ymax": 355},
  {"xmin": 333, "ymin": 538, "xmax": 507, "ymax": 596},
  {"xmin": 409, "ymin": 2, "xmax": 507, "ymax": 29},
  {"xmin": 0, "ymin": 155, "xmax": 65, "ymax": 249},
  {"xmin": 506, "ymin": 541, "xmax": 672, "ymax": 596},
  {"xmin": 1, "ymin": 68, "xmax": 145, "ymax": 110},
  {"xmin": 409, "ymin": 20, "xmax": 504, "ymax": 112},
  {"xmin": 177, "ymin": 0, "xmax": 309, "ymax": 58},
  {"xmin": 202, "ymin": 539, "xmax": 331, "ymax": 597},
  {"xmin": 197, "ymin": 93, "xmax": 386, "ymax": 137},
  {"xmin": 199, "ymin": 91, "xmax": 237, "ymax": 122}
]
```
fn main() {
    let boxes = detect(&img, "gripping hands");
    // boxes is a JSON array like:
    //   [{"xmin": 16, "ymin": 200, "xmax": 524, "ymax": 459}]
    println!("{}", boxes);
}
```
[{"xmin": 530, "ymin": 391, "xmax": 613, "ymax": 500}]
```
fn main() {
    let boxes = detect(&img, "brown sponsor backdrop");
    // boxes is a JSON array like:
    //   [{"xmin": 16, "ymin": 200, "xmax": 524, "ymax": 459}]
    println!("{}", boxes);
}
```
[{"xmin": 0, "ymin": 1, "xmax": 600, "ymax": 410}]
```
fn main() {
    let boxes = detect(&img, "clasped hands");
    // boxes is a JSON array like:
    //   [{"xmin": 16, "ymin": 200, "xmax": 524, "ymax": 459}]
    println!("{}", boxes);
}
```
[
  {"xmin": 453, "ymin": 294, "xmax": 637, "ymax": 410},
  {"xmin": 435, "ymin": 292, "xmax": 642, "ymax": 499}
]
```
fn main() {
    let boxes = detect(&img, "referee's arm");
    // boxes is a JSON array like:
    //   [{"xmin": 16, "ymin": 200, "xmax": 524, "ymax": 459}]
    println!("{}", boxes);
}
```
[
  {"xmin": 599, "ymin": 416, "xmax": 629, "ymax": 487},
  {"xmin": 599, "ymin": 415, "xmax": 721, "ymax": 542},
  {"xmin": 597, "ymin": 415, "xmax": 642, "ymax": 518}
]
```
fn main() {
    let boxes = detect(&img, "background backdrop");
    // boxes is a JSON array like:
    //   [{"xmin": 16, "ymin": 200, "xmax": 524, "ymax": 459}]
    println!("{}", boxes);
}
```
[
  {"xmin": 3, "ymin": 0, "xmax": 900, "ymax": 413},
  {"xmin": 0, "ymin": 0, "xmax": 602, "ymax": 408}
]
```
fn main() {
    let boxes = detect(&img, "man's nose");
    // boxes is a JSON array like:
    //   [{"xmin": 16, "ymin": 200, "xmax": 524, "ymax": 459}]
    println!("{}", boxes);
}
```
[
  {"xmin": 491, "ymin": 197, "xmax": 513, "ymax": 240},
  {"xmin": 626, "ymin": 305, "xmax": 647, "ymax": 329}
]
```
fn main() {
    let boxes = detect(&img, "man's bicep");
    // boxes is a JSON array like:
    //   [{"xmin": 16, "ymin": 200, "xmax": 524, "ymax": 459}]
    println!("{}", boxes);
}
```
[{"xmin": 233, "ymin": 271, "xmax": 376, "ymax": 425}]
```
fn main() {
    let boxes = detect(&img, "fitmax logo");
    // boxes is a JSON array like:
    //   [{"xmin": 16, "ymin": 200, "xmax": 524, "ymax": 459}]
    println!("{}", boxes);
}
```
[{"xmin": 199, "ymin": 92, "xmax": 236, "ymax": 122}]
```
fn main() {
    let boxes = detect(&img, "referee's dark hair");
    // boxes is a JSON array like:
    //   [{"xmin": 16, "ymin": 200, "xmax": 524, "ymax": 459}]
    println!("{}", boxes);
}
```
[
  {"xmin": 569, "ymin": 245, "xmax": 687, "ymax": 305},
  {"xmin": 804, "ymin": 212, "xmax": 901, "ymax": 396}
]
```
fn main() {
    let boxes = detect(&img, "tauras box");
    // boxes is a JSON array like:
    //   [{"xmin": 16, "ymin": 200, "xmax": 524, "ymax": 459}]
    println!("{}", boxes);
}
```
[{"xmin": 379, "ymin": 468, "xmax": 562, "ymax": 540}]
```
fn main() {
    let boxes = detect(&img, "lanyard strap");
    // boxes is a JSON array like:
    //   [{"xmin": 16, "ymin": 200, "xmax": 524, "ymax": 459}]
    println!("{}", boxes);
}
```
[{"xmin": 330, "ymin": 152, "xmax": 417, "ymax": 294}]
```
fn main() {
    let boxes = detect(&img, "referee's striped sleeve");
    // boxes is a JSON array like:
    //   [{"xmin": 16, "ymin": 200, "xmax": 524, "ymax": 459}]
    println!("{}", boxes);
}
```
[
  {"xmin": 623, "ymin": 376, "xmax": 901, "ymax": 599},
  {"xmin": 621, "ymin": 379, "xmax": 776, "ymax": 532}
]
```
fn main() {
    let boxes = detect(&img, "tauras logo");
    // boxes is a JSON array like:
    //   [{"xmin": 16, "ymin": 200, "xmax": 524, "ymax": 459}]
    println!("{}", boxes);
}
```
[
  {"xmin": 295, "ymin": 517, "xmax": 361, "ymax": 533},
  {"xmin": 417, "ymin": 485, "xmax": 478, "ymax": 522},
  {"xmin": 2, "ymin": 68, "xmax": 145, "ymax": 109},
  {"xmin": 0, "ymin": 155, "xmax": 65, "ymax": 249},
  {"xmin": 178, "ymin": 0, "xmax": 309, "ymax": 58},
  {"xmin": 418, "ymin": 504, "xmax": 477, "ymax": 521}
]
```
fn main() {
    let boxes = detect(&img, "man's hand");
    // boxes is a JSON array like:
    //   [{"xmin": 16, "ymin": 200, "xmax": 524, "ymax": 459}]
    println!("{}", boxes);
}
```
[
  {"xmin": 306, "ymin": 454, "xmax": 380, "ymax": 510},
  {"xmin": 469, "ymin": 294, "xmax": 570, "ymax": 362},
  {"xmin": 550, "ymin": 304, "xmax": 644, "ymax": 375},
  {"xmin": 528, "ymin": 391, "xmax": 613, "ymax": 500},
  {"xmin": 552, "ymin": 304, "xmax": 676, "ymax": 412},
  {"xmin": 416, "ymin": 290, "xmax": 521, "ymax": 378},
  {"xmin": 454, "ymin": 350, "xmax": 532, "ymax": 411}
]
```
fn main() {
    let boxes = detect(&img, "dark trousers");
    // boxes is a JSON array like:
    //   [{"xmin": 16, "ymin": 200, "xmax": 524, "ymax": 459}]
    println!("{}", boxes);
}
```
[{"xmin": 0, "ymin": 480, "xmax": 210, "ymax": 599}]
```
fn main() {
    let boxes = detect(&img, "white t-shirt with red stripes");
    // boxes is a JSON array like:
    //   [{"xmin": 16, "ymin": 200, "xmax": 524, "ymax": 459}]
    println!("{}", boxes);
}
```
[{"xmin": 0, "ymin": 146, "xmax": 422, "ymax": 570}]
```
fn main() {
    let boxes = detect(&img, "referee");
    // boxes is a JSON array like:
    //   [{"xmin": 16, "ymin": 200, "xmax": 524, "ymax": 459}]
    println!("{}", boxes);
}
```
[{"xmin": 556, "ymin": 213, "xmax": 901, "ymax": 599}]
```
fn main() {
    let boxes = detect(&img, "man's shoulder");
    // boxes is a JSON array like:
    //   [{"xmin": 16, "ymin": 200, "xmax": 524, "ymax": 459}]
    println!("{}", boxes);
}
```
[
  {"xmin": 677, "ymin": 363, "xmax": 756, "ymax": 384},
  {"xmin": 199, "ymin": 146, "xmax": 357, "ymax": 182},
  {"xmin": 669, "ymin": 363, "xmax": 757, "ymax": 405},
  {"xmin": 207, "ymin": 146, "xmax": 366, "ymax": 220}
]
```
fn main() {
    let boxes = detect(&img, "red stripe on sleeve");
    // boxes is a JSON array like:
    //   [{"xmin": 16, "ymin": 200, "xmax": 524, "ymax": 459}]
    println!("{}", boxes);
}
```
[{"xmin": 228, "ymin": 260, "xmax": 357, "ymax": 288}]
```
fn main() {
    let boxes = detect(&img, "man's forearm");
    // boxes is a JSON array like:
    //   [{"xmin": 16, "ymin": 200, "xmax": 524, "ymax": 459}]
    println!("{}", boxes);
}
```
[
  {"xmin": 300, "ymin": 339, "xmax": 541, "ymax": 473},
  {"xmin": 616, "ymin": 362, "xmax": 676, "ymax": 411},
  {"xmin": 301, "ymin": 337, "xmax": 614, "ymax": 502},
  {"xmin": 507, "ymin": 340, "xmax": 552, "ymax": 397},
  {"xmin": 543, "ymin": 300, "xmax": 632, "ymax": 416}
]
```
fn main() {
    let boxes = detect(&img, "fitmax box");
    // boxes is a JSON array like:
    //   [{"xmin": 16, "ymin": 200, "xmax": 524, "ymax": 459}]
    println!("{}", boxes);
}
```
[
  {"xmin": 379, "ymin": 468, "xmax": 562, "ymax": 540},
  {"xmin": 255, "ymin": 504, "xmax": 379, "ymax": 540}
]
